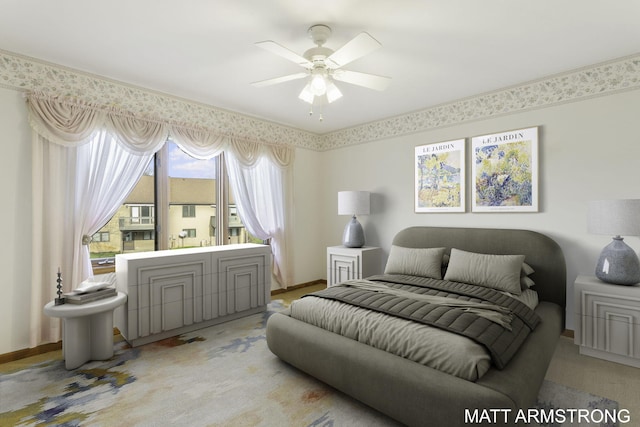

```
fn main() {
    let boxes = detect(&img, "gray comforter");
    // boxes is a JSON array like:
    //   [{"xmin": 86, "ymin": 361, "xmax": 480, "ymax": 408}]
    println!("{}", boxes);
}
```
[{"xmin": 303, "ymin": 274, "xmax": 540, "ymax": 369}]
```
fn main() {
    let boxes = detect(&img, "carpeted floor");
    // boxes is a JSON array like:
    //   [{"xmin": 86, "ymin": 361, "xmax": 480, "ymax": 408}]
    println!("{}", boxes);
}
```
[{"xmin": 0, "ymin": 299, "xmax": 624, "ymax": 427}]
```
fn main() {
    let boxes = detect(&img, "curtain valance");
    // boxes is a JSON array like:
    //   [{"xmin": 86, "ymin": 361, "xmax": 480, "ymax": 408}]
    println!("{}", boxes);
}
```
[
  {"xmin": 27, "ymin": 94, "xmax": 167, "ymax": 154},
  {"xmin": 27, "ymin": 96, "xmax": 101, "ymax": 145},
  {"xmin": 170, "ymin": 126, "xmax": 228, "ymax": 159},
  {"xmin": 26, "ymin": 94, "xmax": 295, "ymax": 165}
]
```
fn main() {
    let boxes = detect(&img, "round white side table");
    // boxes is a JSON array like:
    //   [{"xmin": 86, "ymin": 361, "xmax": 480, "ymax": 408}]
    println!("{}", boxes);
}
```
[{"xmin": 44, "ymin": 292, "xmax": 127, "ymax": 370}]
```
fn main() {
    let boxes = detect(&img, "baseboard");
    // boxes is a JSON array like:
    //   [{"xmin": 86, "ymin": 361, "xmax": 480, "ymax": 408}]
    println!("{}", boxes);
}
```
[
  {"xmin": 270, "ymin": 279, "xmax": 326, "ymax": 296},
  {"xmin": 0, "ymin": 342, "xmax": 62, "ymax": 364},
  {"xmin": 562, "ymin": 329, "xmax": 575, "ymax": 339}
]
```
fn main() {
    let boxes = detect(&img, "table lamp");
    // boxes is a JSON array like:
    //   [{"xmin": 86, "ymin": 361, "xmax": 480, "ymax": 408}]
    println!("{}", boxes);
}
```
[
  {"xmin": 587, "ymin": 199, "xmax": 640, "ymax": 285},
  {"xmin": 338, "ymin": 191, "xmax": 370, "ymax": 248}
]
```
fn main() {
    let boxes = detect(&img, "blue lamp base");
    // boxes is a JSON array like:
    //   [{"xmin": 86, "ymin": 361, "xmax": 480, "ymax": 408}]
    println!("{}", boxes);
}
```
[
  {"xmin": 342, "ymin": 215, "xmax": 365, "ymax": 248},
  {"xmin": 595, "ymin": 236, "xmax": 640, "ymax": 285}
]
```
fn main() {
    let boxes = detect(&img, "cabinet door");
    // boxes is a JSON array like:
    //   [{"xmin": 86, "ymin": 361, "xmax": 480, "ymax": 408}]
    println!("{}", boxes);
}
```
[
  {"xmin": 149, "ymin": 274, "xmax": 194, "ymax": 334},
  {"xmin": 581, "ymin": 290, "xmax": 640, "ymax": 359},
  {"xmin": 328, "ymin": 253, "xmax": 360, "ymax": 286},
  {"xmin": 135, "ymin": 258, "xmax": 209, "ymax": 338},
  {"xmin": 213, "ymin": 251, "xmax": 269, "ymax": 316}
]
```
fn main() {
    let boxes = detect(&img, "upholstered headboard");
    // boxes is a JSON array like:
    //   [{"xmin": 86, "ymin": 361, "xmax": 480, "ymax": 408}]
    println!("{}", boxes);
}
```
[{"xmin": 392, "ymin": 226, "xmax": 566, "ymax": 309}]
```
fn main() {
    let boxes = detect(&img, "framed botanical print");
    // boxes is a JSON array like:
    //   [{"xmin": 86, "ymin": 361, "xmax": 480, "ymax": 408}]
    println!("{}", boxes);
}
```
[
  {"xmin": 415, "ymin": 139, "xmax": 466, "ymax": 212},
  {"xmin": 471, "ymin": 126, "xmax": 539, "ymax": 212}
]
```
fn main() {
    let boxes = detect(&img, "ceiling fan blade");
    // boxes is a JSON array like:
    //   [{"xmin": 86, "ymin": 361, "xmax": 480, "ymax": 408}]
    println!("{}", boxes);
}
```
[
  {"xmin": 255, "ymin": 41, "xmax": 312, "ymax": 68},
  {"xmin": 326, "ymin": 32, "xmax": 382, "ymax": 68},
  {"xmin": 332, "ymin": 69, "xmax": 391, "ymax": 91},
  {"xmin": 251, "ymin": 72, "xmax": 308, "ymax": 88}
]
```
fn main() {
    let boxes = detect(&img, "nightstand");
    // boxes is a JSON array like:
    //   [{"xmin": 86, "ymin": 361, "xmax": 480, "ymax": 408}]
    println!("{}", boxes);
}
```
[
  {"xmin": 44, "ymin": 292, "xmax": 127, "ymax": 369},
  {"xmin": 574, "ymin": 275, "xmax": 640, "ymax": 368},
  {"xmin": 327, "ymin": 246, "xmax": 383, "ymax": 287}
]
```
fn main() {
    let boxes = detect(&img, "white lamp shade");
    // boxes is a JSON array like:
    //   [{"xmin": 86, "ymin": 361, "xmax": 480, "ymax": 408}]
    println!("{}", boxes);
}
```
[
  {"xmin": 310, "ymin": 74, "xmax": 327, "ymax": 96},
  {"xmin": 338, "ymin": 191, "xmax": 370, "ymax": 216},
  {"xmin": 325, "ymin": 81, "xmax": 343, "ymax": 103},
  {"xmin": 587, "ymin": 199, "xmax": 640, "ymax": 236},
  {"xmin": 298, "ymin": 83, "xmax": 314, "ymax": 104},
  {"xmin": 299, "ymin": 80, "xmax": 343, "ymax": 105}
]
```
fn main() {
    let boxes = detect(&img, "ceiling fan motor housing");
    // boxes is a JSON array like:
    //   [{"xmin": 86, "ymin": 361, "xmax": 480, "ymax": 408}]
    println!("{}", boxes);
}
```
[{"xmin": 304, "ymin": 46, "xmax": 334, "ymax": 65}]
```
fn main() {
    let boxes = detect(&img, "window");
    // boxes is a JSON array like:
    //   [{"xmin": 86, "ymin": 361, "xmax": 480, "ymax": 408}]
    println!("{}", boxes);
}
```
[
  {"xmin": 92, "ymin": 232, "xmax": 110, "ymax": 242},
  {"xmin": 182, "ymin": 205, "xmax": 196, "ymax": 217},
  {"xmin": 89, "ymin": 139, "xmax": 251, "ymax": 273},
  {"xmin": 131, "ymin": 205, "xmax": 154, "ymax": 224}
]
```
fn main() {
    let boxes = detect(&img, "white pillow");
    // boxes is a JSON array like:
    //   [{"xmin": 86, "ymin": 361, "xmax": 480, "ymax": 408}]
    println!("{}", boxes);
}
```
[
  {"xmin": 443, "ymin": 248, "xmax": 525, "ymax": 295},
  {"xmin": 384, "ymin": 246, "xmax": 445, "ymax": 279}
]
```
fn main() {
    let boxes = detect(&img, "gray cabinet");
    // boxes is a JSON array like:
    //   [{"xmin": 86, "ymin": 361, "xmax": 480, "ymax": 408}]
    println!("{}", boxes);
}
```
[
  {"xmin": 327, "ymin": 246, "xmax": 382, "ymax": 287},
  {"xmin": 574, "ymin": 275, "xmax": 640, "ymax": 368},
  {"xmin": 115, "ymin": 244, "xmax": 270, "ymax": 346}
]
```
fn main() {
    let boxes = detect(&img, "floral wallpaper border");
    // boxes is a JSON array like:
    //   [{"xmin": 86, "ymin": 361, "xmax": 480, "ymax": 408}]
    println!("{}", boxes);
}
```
[
  {"xmin": 1, "ymin": 49, "xmax": 639, "ymax": 152},
  {"xmin": 324, "ymin": 54, "xmax": 640, "ymax": 150}
]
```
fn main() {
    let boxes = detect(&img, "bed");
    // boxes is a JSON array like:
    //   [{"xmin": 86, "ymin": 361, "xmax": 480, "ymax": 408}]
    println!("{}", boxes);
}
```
[{"xmin": 266, "ymin": 226, "xmax": 566, "ymax": 427}]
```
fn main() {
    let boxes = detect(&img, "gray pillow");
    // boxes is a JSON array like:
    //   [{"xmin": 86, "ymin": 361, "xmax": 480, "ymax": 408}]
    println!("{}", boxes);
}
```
[
  {"xmin": 520, "ymin": 276, "xmax": 536, "ymax": 290},
  {"xmin": 521, "ymin": 262, "xmax": 535, "ymax": 277},
  {"xmin": 384, "ymin": 246, "xmax": 445, "ymax": 279},
  {"xmin": 443, "ymin": 248, "xmax": 525, "ymax": 294},
  {"xmin": 519, "ymin": 262, "xmax": 536, "ymax": 290}
]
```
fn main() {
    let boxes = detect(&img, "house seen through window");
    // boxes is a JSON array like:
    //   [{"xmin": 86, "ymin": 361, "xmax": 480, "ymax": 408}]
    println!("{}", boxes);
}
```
[{"xmin": 89, "ymin": 140, "xmax": 259, "ymax": 274}]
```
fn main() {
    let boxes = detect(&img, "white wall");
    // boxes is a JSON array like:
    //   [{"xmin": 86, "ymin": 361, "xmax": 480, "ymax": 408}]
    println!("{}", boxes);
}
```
[
  {"xmin": 0, "ymin": 87, "xmax": 33, "ymax": 354},
  {"xmin": 315, "ymin": 89, "xmax": 640, "ymax": 329},
  {"xmin": 290, "ymin": 146, "xmax": 326, "ymax": 285}
]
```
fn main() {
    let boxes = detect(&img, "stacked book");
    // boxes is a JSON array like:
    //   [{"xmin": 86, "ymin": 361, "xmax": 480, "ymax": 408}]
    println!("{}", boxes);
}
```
[
  {"xmin": 63, "ymin": 280, "xmax": 117, "ymax": 304},
  {"xmin": 63, "ymin": 287, "xmax": 116, "ymax": 304}
]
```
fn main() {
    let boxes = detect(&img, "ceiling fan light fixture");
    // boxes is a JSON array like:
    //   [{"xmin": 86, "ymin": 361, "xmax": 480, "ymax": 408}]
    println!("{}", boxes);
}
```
[
  {"xmin": 325, "ymin": 81, "xmax": 342, "ymax": 103},
  {"xmin": 309, "ymin": 72, "xmax": 327, "ymax": 96},
  {"xmin": 299, "ymin": 80, "xmax": 342, "ymax": 105},
  {"xmin": 298, "ymin": 83, "xmax": 315, "ymax": 104}
]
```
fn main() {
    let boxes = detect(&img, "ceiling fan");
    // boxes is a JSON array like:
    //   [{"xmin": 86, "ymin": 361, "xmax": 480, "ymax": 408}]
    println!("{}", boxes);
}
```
[{"xmin": 251, "ymin": 24, "xmax": 391, "ymax": 109}]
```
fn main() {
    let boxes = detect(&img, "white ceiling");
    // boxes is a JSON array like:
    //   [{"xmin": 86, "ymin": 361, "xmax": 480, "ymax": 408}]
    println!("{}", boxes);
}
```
[{"xmin": 1, "ymin": 0, "xmax": 639, "ymax": 134}]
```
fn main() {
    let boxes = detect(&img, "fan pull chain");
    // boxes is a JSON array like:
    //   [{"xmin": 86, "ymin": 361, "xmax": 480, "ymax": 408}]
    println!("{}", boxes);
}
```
[{"xmin": 308, "ymin": 105, "xmax": 324, "ymax": 122}]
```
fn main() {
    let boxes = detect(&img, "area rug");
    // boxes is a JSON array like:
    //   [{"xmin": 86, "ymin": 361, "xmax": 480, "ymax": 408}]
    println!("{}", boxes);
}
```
[{"xmin": 0, "ymin": 301, "xmax": 619, "ymax": 427}]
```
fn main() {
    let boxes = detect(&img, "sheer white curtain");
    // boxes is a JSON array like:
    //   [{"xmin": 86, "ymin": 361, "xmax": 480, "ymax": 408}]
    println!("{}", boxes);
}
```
[
  {"xmin": 31, "ymin": 132, "xmax": 157, "ymax": 346},
  {"xmin": 225, "ymin": 141, "xmax": 294, "ymax": 287},
  {"xmin": 72, "ymin": 131, "xmax": 156, "ymax": 280},
  {"xmin": 28, "ymin": 95, "xmax": 166, "ymax": 346}
]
